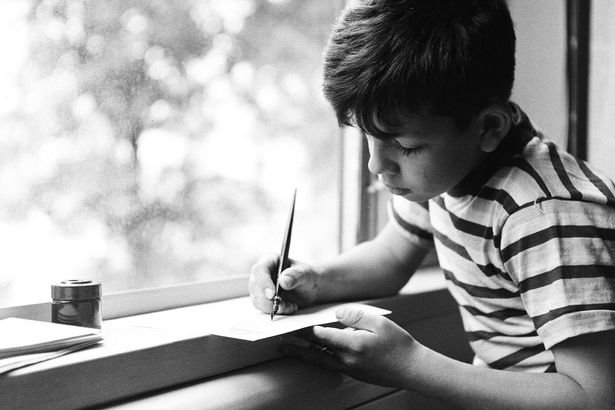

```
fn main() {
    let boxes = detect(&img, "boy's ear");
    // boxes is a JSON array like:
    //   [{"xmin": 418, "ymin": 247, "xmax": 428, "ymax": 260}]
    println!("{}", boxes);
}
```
[{"xmin": 477, "ymin": 103, "xmax": 512, "ymax": 153}]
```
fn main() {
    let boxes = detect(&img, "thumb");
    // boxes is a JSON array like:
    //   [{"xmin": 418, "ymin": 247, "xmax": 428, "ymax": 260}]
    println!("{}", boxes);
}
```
[
  {"xmin": 335, "ymin": 306, "xmax": 381, "ymax": 331},
  {"xmin": 279, "ymin": 265, "xmax": 311, "ymax": 290}
]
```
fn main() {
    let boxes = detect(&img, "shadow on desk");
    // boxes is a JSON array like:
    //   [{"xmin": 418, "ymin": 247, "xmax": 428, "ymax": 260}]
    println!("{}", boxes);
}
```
[{"xmin": 99, "ymin": 289, "xmax": 472, "ymax": 410}]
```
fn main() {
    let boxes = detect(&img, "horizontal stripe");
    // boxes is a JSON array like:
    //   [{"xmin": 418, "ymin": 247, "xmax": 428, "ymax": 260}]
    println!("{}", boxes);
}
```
[
  {"xmin": 461, "ymin": 304, "xmax": 527, "ymax": 321},
  {"xmin": 546, "ymin": 141, "xmax": 583, "ymax": 201},
  {"xmin": 432, "ymin": 196, "xmax": 445, "ymax": 209},
  {"xmin": 544, "ymin": 362, "xmax": 557, "ymax": 373},
  {"xmin": 390, "ymin": 205, "xmax": 433, "ymax": 242},
  {"xmin": 576, "ymin": 158, "xmax": 615, "ymax": 206},
  {"xmin": 501, "ymin": 225, "xmax": 615, "ymax": 262},
  {"xmin": 488, "ymin": 344, "xmax": 546, "ymax": 370},
  {"xmin": 444, "ymin": 269, "xmax": 518, "ymax": 299},
  {"xmin": 434, "ymin": 231, "xmax": 511, "ymax": 280},
  {"xmin": 434, "ymin": 231, "xmax": 470, "ymax": 260},
  {"xmin": 480, "ymin": 263, "xmax": 512, "ymax": 281},
  {"xmin": 466, "ymin": 330, "xmax": 501, "ymax": 341},
  {"xmin": 478, "ymin": 186, "xmax": 519, "ymax": 214},
  {"xmin": 518, "ymin": 265, "xmax": 615, "ymax": 293},
  {"xmin": 532, "ymin": 303, "xmax": 615, "ymax": 329},
  {"xmin": 447, "ymin": 210, "xmax": 494, "ymax": 239},
  {"xmin": 466, "ymin": 329, "xmax": 538, "ymax": 342},
  {"xmin": 433, "ymin": 197, "xmax": 496, "ymax": 240},
  {"xmin": 514, "ymin": 157, "xmax": 552, "ymax": 197}
]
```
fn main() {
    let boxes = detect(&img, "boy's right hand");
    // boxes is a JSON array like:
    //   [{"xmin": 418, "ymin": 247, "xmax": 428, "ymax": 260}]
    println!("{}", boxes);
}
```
[{"xmin": 249, "ymin": 254, "xmax": 321, "ymax": 315}]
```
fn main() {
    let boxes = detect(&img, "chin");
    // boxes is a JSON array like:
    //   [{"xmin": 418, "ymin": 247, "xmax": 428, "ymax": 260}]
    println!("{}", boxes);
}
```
[{"xmin": 399, "ymin": 192, "xmax": 432, "ymax": 202}]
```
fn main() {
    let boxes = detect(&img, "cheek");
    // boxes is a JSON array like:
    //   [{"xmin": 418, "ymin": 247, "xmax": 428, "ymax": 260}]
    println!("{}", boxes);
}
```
[
  {"xmin": 399, "ymin": 161, "xmax": 438, "ymax": 191},
  {"xmin": 403, "ymin": 154, "xmax": 461, "ymax": 191}
]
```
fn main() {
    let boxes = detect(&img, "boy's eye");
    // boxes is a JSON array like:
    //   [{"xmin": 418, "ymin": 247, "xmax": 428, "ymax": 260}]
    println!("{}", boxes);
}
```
[
  {"xmin": 396, "ymin": 143, "xmax": 423, "ymax": 156},
  {"xmin": 399, "ymin": 146, "xmax": 417, "ymax": 156}
]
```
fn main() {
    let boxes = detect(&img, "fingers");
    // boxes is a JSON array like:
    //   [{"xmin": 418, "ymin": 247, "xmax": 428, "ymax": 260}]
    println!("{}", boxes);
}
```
[
  {"xmin": 277, "ymin": 264, "xmax": 312, "ymax": 291},
  {"xmin": 284, "ymin": 325, "xmax": 368, "ymax": 372},
  {"xmin": 248, "ymin": 254, "xmax": 278, "ymax": 312},
  {"xmin": 250, "ymin": 291, "xmax": 299, "ymax": 315},
  {"xmin": 312, "ymin": 325, "xmax": 362, "ymax": 352},
  {"xmin": 280, "ymin": 339, "xmax": 343, "ymax": 372},
  {"xmin": 291, "ymin": 307, "xmax": 383, "ymax": 350},
  {"xmin": 249, "ymin": 254, "xmax": 304, "ymax": 315},
  {"xmin": 274, "ymin": 299, "xmax": 299, "ymax": 315},
  {"xmin": 307, "ymin": 308, "xmax": 384, "ymax": 352},
  {"xmin": 335, "ymin": 306, "xmax": 382, "ymax": 332}
]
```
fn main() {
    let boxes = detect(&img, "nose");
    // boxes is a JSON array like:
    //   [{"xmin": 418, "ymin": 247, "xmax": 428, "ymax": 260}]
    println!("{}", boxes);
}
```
[{"xmin": 367, "ymin": 142, "xmax": 399, "ymax": 176}]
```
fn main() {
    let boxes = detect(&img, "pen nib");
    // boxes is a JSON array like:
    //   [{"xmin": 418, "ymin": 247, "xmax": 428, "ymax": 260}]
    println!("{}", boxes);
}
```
[{"xmin": 270, "ymin": 296, "xmax": 280, "ymax": 321}]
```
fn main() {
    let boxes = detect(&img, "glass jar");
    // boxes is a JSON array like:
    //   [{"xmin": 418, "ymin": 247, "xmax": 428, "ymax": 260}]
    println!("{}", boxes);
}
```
[{"xmin": 51, "ymin": 279, "xmax": 102, "ymax": 329}]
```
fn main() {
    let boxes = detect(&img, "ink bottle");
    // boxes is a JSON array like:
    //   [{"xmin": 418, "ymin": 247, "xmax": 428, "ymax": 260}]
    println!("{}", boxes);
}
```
[{"xmin": 51, "ymin": 279, "xmax": 102, "ymax": 329}]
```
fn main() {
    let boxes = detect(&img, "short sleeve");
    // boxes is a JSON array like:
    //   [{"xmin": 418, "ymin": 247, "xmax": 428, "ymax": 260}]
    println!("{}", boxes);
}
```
[
  {"xmin": 500, "ymin": 198, "xmax": 615, "ymax": 349},
  {"xmin": 387, "ymin": 195, "xmax": 434, "ymax": 249}
]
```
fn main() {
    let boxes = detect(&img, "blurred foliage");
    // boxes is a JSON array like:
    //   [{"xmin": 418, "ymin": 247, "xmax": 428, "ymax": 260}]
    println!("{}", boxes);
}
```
[{"xmin": 0, "ymin": 0, "xmax": 340, "ymax": 301}]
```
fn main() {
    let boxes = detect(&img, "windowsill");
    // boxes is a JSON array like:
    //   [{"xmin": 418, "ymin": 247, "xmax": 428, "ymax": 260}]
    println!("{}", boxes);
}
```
[{"xmin": 0, "ymin": 268, "xmax": 469, "ymax": 410}]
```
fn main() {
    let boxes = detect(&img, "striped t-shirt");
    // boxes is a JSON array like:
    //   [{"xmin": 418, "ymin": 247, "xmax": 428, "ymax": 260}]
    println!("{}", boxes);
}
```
[{"xmin": 389, "ymin": 107, "xmax": 615, "ymax": 372}]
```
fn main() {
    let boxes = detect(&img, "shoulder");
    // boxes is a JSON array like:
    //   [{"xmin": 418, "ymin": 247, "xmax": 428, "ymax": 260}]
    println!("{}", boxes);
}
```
[
  {"xmin": 473, "ymin": 135, "xmax": 615, "ymax": 277},
  {"xmin": 473, "ymin": 135, "xmax": 615, "ymax": 238},
  {"xmin": 493, "ymin": 135, "xmax": 615, "ymax": 258},
  {"xmin": 494, "ymin": 135, "xmax": 615, "ymax": 210}
]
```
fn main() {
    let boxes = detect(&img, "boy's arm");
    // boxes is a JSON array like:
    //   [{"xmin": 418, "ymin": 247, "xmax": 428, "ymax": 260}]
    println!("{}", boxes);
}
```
[
  {"xmin": 313, "ymin": 220, "xmax": 430, "ymax": 303},
  {"xmin": 408, "ymin": 328, "xmax": 615, "ymax": 409},
  {"xmin": 249, "ymin": 220, "xmax": 429, "ymax": 314},
  {"xmin": 294, "ymin": 311, "xmax": 615, "ymax": 410}
]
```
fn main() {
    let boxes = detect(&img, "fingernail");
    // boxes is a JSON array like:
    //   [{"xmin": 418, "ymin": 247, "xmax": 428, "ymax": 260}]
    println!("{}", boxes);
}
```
[
  {"xmin": 264, "ymin": 288, "xmax": 274, "ymax": 299},
  {"xmin": 281, "ymin": 276, "xmax": 293, "ymax": 288},
  {"xmin": 335, "ymin": 307, "xmax": 349, "ymax": 319}
]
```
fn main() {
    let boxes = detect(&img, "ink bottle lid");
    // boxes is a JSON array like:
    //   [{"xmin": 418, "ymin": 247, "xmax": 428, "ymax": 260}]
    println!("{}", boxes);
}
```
[{"xmin": 52, "ymin": 279, "xmax": 101, "ymax": 301}]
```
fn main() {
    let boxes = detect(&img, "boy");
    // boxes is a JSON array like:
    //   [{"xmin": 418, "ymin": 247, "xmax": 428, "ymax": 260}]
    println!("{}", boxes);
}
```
[{"xmin": 249, "ymin": 0, "xmax": 615, "ymax": 408}]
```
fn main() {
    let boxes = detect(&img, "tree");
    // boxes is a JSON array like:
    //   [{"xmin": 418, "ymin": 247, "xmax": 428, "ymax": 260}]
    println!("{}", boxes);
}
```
[{"xmin": 0, "ymin": 0, "xmax": 339, "ymax": 301}]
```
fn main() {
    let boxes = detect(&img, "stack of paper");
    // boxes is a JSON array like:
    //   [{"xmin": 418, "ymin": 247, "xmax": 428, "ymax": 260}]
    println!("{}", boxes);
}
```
[{"xmin": 0, "ymin": 317, "xmax": 102, "ymax": 375}]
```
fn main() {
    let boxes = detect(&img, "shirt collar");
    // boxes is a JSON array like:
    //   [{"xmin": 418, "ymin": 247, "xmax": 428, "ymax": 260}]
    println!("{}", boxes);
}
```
[{"xmin": 446, "ymin": 103, "xmax": 536, "ymax": 198}]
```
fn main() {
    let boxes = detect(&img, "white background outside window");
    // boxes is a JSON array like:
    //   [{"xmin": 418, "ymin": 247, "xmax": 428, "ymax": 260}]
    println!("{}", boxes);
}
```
[{"xmin": 0, "ymin": 0, "xmax": 344, "ymax": 308}]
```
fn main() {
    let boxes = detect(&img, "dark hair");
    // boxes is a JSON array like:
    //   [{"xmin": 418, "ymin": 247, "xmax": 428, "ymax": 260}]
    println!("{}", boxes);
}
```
[{"xmin": 323, "ymin": 0, "xmax": 516, "ymax": 137}]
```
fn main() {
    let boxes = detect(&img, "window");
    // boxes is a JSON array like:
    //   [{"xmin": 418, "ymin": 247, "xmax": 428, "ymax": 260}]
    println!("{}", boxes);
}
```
[
  {"xmin": 589, "ymin": 0, "xmax": 615, "ymax": 179},
  {"xmin": 0, "ymin": 0, "xmax": 345, "ymax": 308}
]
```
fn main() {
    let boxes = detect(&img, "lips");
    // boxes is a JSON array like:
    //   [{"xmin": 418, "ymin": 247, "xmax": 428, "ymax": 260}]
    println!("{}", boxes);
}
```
[{"xmin": 384, "ymin": 184, "xmax": 412, "ymax": 196}]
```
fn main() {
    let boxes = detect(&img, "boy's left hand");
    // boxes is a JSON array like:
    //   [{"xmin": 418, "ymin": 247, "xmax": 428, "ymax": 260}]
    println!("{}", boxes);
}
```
[{"xmin": 282, "ymin": 306, "xmax": 418, "ymax": 388}]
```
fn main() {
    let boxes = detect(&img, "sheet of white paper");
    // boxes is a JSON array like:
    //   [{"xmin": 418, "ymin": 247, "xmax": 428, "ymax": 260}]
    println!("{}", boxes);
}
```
[
  {"xmin": 0, "ymin": 318, "xmax": 102, "ymax": 357},
  {"xmin": 0, "ymin": 338, "xmax": 102, "ymax": 375},
  {"xmin": 111, "ymin": 297, "xmax": 392, "ymax": 342},
  {"xmin": 208, "ymin": 299, "xmax": 391, "ymax": 341}
]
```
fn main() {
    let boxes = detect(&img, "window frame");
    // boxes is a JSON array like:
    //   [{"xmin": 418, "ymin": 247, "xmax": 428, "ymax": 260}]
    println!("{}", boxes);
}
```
[
  {"xmin": 0, "ymin": 275, "xmax": 249, "ymax": 321},
  {"xmin": 566, "ymin": 0, "xmax": 591, "ymax": 160}
]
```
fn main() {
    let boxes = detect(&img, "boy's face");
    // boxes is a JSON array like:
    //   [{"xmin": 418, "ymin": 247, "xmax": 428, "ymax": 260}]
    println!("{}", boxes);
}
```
[{"xmin": 365, "ymin": 112, "xmax": 487, "ymax": 202}]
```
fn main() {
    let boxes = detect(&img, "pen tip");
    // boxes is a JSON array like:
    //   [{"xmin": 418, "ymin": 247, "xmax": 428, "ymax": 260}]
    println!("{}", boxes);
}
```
[{"xmin": 271, "ymin": 296, "xmax": 280, "ymax": 321}]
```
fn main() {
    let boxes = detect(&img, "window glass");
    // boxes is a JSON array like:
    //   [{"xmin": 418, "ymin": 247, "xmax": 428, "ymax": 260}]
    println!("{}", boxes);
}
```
[
  {"xmin": 0, "ymin": 0, "xmax": 341, "ymax": 307},
  {"xmin": 589, "ymin": 1, "xmax": 615, "ymax": 178}
]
